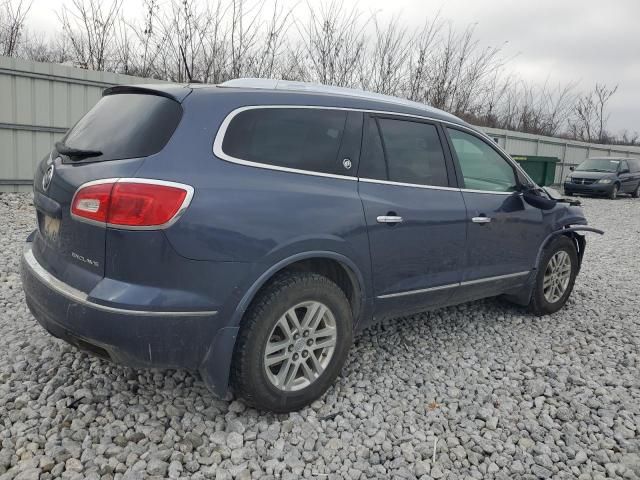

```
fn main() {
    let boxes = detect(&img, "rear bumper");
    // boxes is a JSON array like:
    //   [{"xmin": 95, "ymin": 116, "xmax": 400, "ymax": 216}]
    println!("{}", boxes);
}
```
[
  {"xmin": 21, "ymin": 242, "xmax": 222, "ymax": 371},
  {"xmin": 563, "ymin": 182, "xmax": 613, "ymax": 195}
]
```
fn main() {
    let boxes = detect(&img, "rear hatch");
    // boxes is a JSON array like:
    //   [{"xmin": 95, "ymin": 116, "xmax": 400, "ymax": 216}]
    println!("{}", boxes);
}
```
[{"xmin": 31, "ymin": 86, "xmax": 186, "ymax": 292}]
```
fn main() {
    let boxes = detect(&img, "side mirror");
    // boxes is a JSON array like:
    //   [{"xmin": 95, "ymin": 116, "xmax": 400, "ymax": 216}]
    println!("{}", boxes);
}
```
[
  {"xmin": 569, "ymin": 166, "xmax": 575, "ymax": 171},
  {"xmin": 620, "ymin": 168, "xmax": 630, "ymax": 174},
  {"xmin": 543, "ymin": 186, "xmax": 564, "ymax": 200},
  {"xmin": 522, "ymin": 188, "xmax": 557, "ymax": 210}
]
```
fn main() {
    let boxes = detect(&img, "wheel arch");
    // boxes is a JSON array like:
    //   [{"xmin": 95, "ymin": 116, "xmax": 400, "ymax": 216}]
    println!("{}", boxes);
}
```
[
  {"xmin": 534, "ymin": 226, "xmax": 603, "ymax": 271},
  {"xmin": 197, "ymin": 251, "xmax": 369, "ymax": 398},
  {"xmin": 233, "ymin": 251, "xmax": 367, "ymax": 330}
]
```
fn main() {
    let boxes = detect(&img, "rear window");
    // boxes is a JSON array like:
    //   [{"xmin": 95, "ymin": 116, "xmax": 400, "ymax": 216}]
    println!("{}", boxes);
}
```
[
  {"xmin": 62, "ymin": 93, "xmax": 182, "ymax": 162},
  {"xmin": 221, "ymin": 108, "xmax": 348, "ymax": 175}
]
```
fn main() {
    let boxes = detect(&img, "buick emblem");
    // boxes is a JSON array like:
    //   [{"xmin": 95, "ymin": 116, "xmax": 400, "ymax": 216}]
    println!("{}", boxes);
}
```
[{"xmin": 42, "ymin": 164, "xmax": 55, "ymax": 191}]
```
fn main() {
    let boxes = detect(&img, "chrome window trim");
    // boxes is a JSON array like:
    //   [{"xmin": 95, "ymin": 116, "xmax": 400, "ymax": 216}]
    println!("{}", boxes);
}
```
[
  {"xmin": 24, "ymin": 245, "xmax": 217, "ymax": 317},
  {"xmin": 376, "ymin": 271, "xmax": 530, "ymax": 299},
  {"xmin": 359, "ymin": 177, "xmax": 459, "ymax": 192},
  {"xmin": 212, "ymin": 105, "xmax": 357, "ymax": 182},
  {"xmin": 212, "ymin": 104, "xmax": 533, "ymax": 194},
  {"xmin": 70, "ymin": 177, "xmax": 195, "ymax": 230},
  {"xmin": 459, "ymin": 188, "xmax": 517, "ymax": 196}
]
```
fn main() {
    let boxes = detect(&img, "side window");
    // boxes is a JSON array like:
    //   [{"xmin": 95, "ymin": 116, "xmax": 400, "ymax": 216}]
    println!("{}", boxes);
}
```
[
  {"xmin": 631, "ymin": 160, "xmax": 640, "ymax": 173},
  {"xmin": 619, "ymin": 160, "xmax": 629, "ymax": 172},
  {"xmin": 447, "ymin": 128, "xmax": 518, "ymax": 192},
  {"xmin": 376, "ymin": 118, "xmax": 449, "ymax": 187},
  {"xmin": 222, "ymin": 108, "xmax": 348, "ymax": 175},
  {"xmin": 358, "ymin": 116, "xmax": 387, "ymax": 180}
]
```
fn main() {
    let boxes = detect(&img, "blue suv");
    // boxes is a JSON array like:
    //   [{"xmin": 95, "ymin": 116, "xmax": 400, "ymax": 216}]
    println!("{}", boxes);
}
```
[{"xmin": 20, "ymin": 79, "xmax": 602, "ymax": 412}]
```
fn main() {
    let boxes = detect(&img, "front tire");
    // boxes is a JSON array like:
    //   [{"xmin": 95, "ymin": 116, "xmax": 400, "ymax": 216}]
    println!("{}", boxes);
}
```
[
  {"xmin": 528, "ymin": 236, "xmax": 579, "ymax": 316},
  {"xmin": 609, "ymin": 183, "xmax": 619, "ymax": 199},
  {"xmin": 231, "ymin": 272, "xmax": 353, "ymax": 412}
]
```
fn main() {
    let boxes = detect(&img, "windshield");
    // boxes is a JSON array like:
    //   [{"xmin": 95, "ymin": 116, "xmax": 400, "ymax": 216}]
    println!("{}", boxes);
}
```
[{"xmin": 575, "ymin": 159, "xmax": 620, "ymax": 172}]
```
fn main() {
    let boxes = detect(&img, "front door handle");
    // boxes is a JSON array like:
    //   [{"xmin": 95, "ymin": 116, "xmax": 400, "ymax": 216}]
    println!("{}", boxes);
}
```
[
  {"xmin": 471, "ymin": 216, "xmax": 492, "ymax": 224},
  {"xmin": 377, "ymin": 215, "xmax": 403, "ymax": 224}
]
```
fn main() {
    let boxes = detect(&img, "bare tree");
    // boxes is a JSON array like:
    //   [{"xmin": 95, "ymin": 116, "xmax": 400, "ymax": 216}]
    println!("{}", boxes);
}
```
[
  {"xmin": 6, "ymin": 0, "xmax": 634, "ymax": 144},
  {"xmin": 295, "ymin": 0, "xmax": 370, "ymax": 88},
  {"xmin": 406, "ymin": 17, "xmax": 442, "ymax": 103},
  {"xmin": 0, "ymin": 0, "xmax": 32, "ymax": 56},
  {"xmin": 568, "ymin": 83, "xmax": 618, "ymax": 142},
  {"xmin": 59, "ymin": 0, "xmax": 123, "ymax": 70},
  {"xmin": 360, "ymin": 16, "xmax": 409, "ymax": 96},
  {"xmin": 228, "ymin": 0, "xmax": 265, "ymax": 79},
  {"xmin": 244, "ymin": 0, "xmax": 293, "ymax": 79},
  {"xmin": 594, "ymin": 83, "xmax": 618, "ymax": 142},
  {"xmin": 618, "ymin": 130, "xmax": 639, "ymax": 146},
  {"xmin": 20, "ymin": 31, "xmax": 72, "ymax": 63}
]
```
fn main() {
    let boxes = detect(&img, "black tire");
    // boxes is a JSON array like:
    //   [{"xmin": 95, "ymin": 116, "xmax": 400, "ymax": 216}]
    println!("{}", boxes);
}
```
[
  {"xmin": 632, "ymin": 182, "xmax": 640, "ymax": 198},
  {"xmin": 528, "ymin": 235, "xmax": 579, "ymax": 316},
  {"xmin": 231, "ymin": 272, "xmax": 353, "ymax": 412},
  {"xmin": 609, "ymin": 183, "xmax": 619, "ymax": 199}
]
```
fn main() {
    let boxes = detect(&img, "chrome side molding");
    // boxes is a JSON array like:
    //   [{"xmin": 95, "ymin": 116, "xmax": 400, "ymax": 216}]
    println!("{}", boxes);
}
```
[{"xmin": 377, "ymin": 271, "xmax": 531, "ymax": 299}]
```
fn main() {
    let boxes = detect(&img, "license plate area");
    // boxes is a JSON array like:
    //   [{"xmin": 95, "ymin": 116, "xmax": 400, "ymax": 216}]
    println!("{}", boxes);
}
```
[{"xmin": 38, "ymin": 211, "xmax": 61, "ymax": 246}]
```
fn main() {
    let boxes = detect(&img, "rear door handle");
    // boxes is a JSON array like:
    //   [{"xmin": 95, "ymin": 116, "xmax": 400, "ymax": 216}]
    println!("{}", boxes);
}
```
[
  {"xmin": 377, "ymin": 215, "xmax": 403, "ymax": 224},
  {"xmin": 471, "ymin": 216, "xmax": 491, "ymax": 224}
]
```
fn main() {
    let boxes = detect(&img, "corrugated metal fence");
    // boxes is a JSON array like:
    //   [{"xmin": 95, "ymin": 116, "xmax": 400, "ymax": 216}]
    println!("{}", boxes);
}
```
[
  {"xmin": 483, "ymin": 127, "xmax": 640, "ymax": 185},
  {"xmin": 1, "ymin": 55, "xmax": 640, "ymax": 192},
  {"xmin": 0, "ymin": 56, "xmax": 161, "ymax": 192}
]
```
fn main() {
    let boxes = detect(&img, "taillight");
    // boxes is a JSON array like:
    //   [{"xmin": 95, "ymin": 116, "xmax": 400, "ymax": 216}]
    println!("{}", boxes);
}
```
[
  {"xmin": 71, "ymin": 179, "xmax": 193, "ymax": 229},
  {"xmin": 70, "ymin": 182, "xmax": 113, "ymax": 223}
]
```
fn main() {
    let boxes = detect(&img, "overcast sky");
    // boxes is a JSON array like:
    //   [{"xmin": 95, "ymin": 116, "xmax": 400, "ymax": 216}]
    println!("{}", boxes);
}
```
[{"xmin": 26, "ymin": 0, "xmax": 640, "ymax": 133}]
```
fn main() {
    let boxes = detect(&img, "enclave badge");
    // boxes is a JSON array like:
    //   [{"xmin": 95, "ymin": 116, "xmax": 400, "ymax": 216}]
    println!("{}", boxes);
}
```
[{"xmin": 42, "ymin": 164, "xmax": 55, "ymax": 191}]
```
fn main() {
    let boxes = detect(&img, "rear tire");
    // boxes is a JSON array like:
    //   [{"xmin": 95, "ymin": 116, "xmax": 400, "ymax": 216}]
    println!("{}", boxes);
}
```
[
  {"xmin": 231, "ymin": 272, "xmax": 353, "ymax": 412},
  {"xmin": 528, "ymin": 235, "xmax": 579, "ymax": 316},
  {"xmin": 609, "ymin": 183, "xmax": 619, "ymax": 199},
  {"xmin": 632, "ymin": 182, "xmax": 640, "ymax": 198}
]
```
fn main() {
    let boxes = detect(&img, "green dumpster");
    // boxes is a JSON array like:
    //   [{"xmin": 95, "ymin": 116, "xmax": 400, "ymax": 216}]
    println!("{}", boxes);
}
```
[{"xmin": 510, "ymin": 155, "xmax": 559, "ymax": 186}]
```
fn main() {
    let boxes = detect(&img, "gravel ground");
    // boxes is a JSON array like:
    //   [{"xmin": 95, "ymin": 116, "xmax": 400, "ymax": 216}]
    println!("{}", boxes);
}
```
[{"xmin": 0, "ymin": 192, "xmax": 639, "ymax": 480}]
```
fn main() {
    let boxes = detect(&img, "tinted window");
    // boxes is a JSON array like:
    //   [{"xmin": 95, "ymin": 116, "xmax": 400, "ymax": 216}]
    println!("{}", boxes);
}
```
[
  {"xmin": 63, "ymin": 94, "xmax": 182, "ymax": 162},
  {"xmin": 222, "ymin": 108, "xmax": 348, "ymax": 175},
  {"xmin": 377, "ymin": 118, "xmax": 448, "ymax": 187},
  {"xmin": 359, "ymin": 117, "xmax": 387, "ymax": 180},
  {"xmin": 447, "ymin": 128, "xmax": 517, "ymax": 192},
  {"xmin": 630, "ymin": 160, "xmax": 640, "ymax": 173},
  {"xmin": 619, "ymin": 160, "xmax": 629, "ymax": 172}
]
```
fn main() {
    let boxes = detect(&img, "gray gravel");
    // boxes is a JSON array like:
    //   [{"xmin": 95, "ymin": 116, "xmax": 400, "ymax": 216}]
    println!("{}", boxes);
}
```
[{"xmin": 1, "ymin": 192, "xmax": 639, "ymax": 480}]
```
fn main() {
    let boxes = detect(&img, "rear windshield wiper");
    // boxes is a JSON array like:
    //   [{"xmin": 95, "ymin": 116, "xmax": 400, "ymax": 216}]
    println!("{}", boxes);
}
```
[{"xmin": 55, "ymin": 141, "xmax": 102, "ymax": 161}]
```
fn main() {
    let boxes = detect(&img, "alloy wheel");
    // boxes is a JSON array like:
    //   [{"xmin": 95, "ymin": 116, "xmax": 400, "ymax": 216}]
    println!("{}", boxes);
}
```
[
  {"xmin": 263, "ymin": 301, "xmax": 337, "ymax": 391},
  {"xmin": 543, "ymin": 250, "xmax": 572, "ymax": 303}
]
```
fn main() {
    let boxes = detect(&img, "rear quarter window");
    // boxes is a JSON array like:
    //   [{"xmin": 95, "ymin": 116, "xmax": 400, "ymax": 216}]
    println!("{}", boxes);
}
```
[
  {"xmin": 62, "ymin": 93, "xmax": 182, "ymax": 162},
  {"xmin": 220, "ymin": 108, "xmax": 348, "ymax": 175}
]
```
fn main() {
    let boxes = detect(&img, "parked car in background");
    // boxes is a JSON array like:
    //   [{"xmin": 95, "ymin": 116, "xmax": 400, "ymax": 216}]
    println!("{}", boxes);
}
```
[
  {"xmin": 21, "ymin": 79, "xmax": 602, "ymax": 412},
  {"xmin": 563, "ymin": 157, "xmax": 640, "ymax": 199}
]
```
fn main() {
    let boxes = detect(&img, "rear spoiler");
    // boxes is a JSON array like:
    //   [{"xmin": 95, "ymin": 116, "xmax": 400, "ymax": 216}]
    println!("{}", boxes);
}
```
[{"xmin": 103, "ymin": 84, "xmax": 192, "ymax": 103}]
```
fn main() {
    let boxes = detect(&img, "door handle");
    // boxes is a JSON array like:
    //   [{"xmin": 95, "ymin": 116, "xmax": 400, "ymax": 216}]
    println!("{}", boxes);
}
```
[
  {"xmin": 377, "ymin": 215, "xmax": 403, "ymax": 224},
  {"xmin": 471, "ymin": 216, "xmax": 492, "ymax": 224}
]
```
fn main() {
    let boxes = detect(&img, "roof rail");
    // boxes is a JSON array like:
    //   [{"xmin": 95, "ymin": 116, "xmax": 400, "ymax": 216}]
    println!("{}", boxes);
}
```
[{"xmin": 218, "ymin": 78, "xmax": 448, "ymax": 116}]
